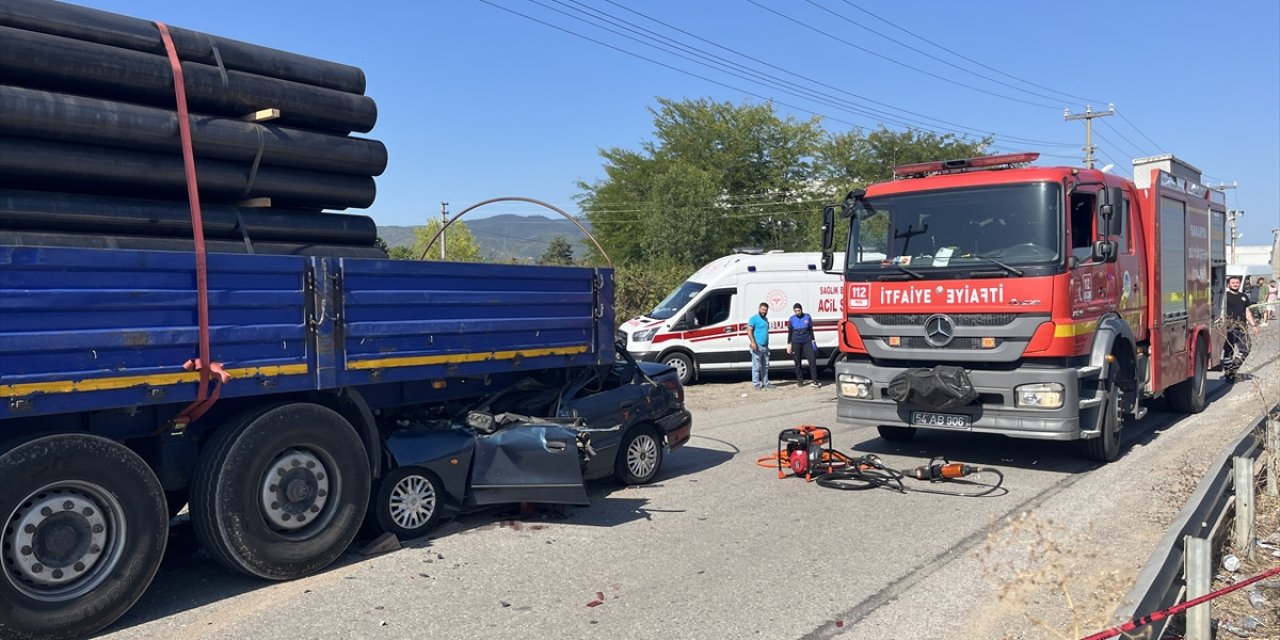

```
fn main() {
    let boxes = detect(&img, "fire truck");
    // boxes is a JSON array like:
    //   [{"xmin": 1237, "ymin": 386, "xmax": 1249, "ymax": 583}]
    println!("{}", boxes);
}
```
[{"xmin": 819, "ymin": 152, "xmax": 1227, "ymax": 461}]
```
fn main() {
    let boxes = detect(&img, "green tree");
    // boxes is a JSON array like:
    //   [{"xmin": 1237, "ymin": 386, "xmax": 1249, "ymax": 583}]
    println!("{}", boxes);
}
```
[
  {"xmin": 409, "ymin": 219, "xmax": 482, "ymax": 262},
  {"xmin": 539, "ymin": 236, "xmax": 576, "ymax": 266},
  {"xmin": 578, "ymin": 97, "xmax": 825, "ymax": 266},
  {"xmin": 387, "ymin": 245, "xmax": 415, "ymax": 260}
]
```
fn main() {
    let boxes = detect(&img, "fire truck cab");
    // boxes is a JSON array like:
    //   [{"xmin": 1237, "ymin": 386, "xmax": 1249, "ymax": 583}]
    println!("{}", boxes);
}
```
[{"xmin": 820, "ymin": 152, "xmax": 1227, "ymax": 461}]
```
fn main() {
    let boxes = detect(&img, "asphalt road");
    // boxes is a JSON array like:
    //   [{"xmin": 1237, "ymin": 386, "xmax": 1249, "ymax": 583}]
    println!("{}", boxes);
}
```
[{"xmin": 100, "ymin": 329, "xmax": 1280, "ymax": 640}]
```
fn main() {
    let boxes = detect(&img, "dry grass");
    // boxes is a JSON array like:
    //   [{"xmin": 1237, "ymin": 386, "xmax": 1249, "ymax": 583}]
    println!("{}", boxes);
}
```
[{"xmin": 974, "ymin": 512, "xmax": 1134, "ymax": 640}]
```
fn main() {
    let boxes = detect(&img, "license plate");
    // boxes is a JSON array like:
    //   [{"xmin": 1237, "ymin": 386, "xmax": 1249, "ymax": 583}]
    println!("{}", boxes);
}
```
[{"xmin": 911, "ymin": 411, "xmax": 971, "ymax": 429}]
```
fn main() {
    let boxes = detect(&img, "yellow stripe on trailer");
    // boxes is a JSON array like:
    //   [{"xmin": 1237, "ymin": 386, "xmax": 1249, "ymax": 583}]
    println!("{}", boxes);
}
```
[
  {"xmin": 345, "ymin": 345, "xmax": 591, "ymax": 371},
  {"xmin": 0, "ymin": 364, "xmax": 310, "ymax": 398}
]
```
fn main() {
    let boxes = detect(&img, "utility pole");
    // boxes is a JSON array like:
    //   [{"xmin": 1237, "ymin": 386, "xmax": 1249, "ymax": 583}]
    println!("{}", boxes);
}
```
[
  {"xmin": 439, "ymin": 201, "xmax": 448, "ymax": 260},
  {"xmin": 1064, "ymin": 103, "xmax": 1115, "ymax": 169},
  {"xmin": 1227, "ymin": 209, "xmax": 1244, "ymax": 264}
]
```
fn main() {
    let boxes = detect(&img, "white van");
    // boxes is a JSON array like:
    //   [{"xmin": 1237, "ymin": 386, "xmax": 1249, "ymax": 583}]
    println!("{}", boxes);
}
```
[{"xmin": 618, "ymin": 251, "xmax": 845, "ymax": 384}]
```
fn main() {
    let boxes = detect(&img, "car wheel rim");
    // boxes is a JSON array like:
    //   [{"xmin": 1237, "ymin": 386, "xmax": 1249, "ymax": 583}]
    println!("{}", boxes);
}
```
[
  {"xmin": 2, "ymin": 481, "xmax": 126, "ymax": 602},
  {"xmin": 260, "ymin": 448, "xmax": 333, "ymax": 534},
  {"xmin": 389, "ymin": 475, "xmax": 436, "ymax": 530},
  {"xmin": 627, "ymin": 434, "xmax": 658, "ymax": 479}
]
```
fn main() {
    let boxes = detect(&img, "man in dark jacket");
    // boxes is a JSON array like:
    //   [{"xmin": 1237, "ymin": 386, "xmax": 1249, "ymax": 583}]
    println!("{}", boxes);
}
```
[
  {"xmin": 1223, "ymin": 274, "xmax": 1259, "ymax": 382},
  {"xmin": 786, "ymin": 303, "xmax": 820, "ymax": 387}
]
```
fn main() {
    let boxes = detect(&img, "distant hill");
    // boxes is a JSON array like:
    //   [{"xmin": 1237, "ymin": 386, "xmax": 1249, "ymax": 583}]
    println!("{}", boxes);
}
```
[{"xmin": 378, "ymin": 214, "xmax": 592, "ymax": 263}]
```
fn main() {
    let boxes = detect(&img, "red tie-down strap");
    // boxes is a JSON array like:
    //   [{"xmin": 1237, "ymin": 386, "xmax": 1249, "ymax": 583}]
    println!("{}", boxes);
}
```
[{"xmin": 153, "ymin": 21, "xmax": 226, "ymax": 429}]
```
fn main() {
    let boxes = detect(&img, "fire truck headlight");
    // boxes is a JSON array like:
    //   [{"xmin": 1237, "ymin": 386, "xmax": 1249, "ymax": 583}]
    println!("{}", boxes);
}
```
[
  {"xmin": 632, "ymin": 327, "xmax": 659, "ymax": 343},
  {"xmin": 838, "ymin": 373, "xmax": 872, "ymax": 399},
  {"xmin": 1015, "ymin": 383, "xmax": 1065, "ymax": 409}
]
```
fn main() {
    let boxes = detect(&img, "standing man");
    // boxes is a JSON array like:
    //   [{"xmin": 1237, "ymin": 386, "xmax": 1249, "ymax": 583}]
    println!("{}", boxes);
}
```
[
  {"xmin": 1223, "ymin": 274, "xmax": 1259, "ymax": 383},
  {"xmin": 787, "ymin": 303, "xmax": 820, "ymax": 387},
  {"xmin": 747, "ymin": 302, "xmax": 775, "ymax": 390}
]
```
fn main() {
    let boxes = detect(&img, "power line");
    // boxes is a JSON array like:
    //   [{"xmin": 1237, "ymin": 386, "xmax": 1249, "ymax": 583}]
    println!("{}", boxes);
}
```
[
  {"xmin": 533, "ymin": 0, "xmax": 1072, "ymax": 147},
  {"xmin": 1115, "ymin": 109, "xmax": 1165, "ymax": 154},
  {"xmin": 743, "ymin": 0, "xmax": 1061, "ymax": 110},
  {"xmin": 597, "ymin": 0, "xmax": 1075, "ymax": 148},
  {"xmin": 834, "ymin": 0, "xmax": 1102, "ymax": 105},
  {"xmin": 1096, "ymin": 119, "xmax": 1147, "ymax": 159},
  {"xmin": 804, "ymin": 0, "xmax": 1077, "ymax": 106}
]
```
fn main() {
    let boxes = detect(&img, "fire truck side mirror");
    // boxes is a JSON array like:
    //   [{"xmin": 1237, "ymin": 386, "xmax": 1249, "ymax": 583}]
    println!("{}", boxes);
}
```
[
  {"xmin": 1091, "ymin": 239, "xmax": 1117, "ymax": 264},
  {"xmin": 820, "ymin": 206, "xmax": 836, "ymax": 272},
  {"xmin": 1098, "ymin": 186, "xmax": 1124, "ymax": 237}
]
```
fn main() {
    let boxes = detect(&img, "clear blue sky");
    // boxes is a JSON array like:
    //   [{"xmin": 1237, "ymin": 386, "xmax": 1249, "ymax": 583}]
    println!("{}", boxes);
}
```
[{"xmin": 84, "ymin": 0, "xmax": 1280, "ymax": 246}]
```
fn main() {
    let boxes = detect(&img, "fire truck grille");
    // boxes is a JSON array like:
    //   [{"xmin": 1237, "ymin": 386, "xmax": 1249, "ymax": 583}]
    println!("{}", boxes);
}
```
[
  {"xmin": 867, "ymin": 313, "xmax": 1018, "ymax": 327},
  {"xmin": 893, "ymin": 337, "xmax": 1004, "ymax": 350}
]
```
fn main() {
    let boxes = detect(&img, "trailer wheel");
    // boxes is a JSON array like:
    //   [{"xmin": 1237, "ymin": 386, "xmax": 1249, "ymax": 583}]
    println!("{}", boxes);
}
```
[
  {"xmin": 1082, "ymin": 375, "xmax": 1122, "ymax": 462},
  {"xmin": 0, "ymin": 434, "xmax": 167, "ymax": 640},
  {"xmin": 190, "ymin": 403, "xmax": 371, "ymax": 580},
  {"xmin": 662, "ymin": 352, "xmax": 695, "ymax": 386},
  {"xmin": 614, "ymin": 426, "xmax": 663, "ymax": 485},
  {"xmin": 876, "ymin": 425, "xmax": 917, "ymax": 442},
  {"xmin": 373, "ymin": 467, "xmax": 443, "ymax": 541},
  {"xmin": 1166, "ymin": 340, "xmax": 1208, "ymax": 414}
]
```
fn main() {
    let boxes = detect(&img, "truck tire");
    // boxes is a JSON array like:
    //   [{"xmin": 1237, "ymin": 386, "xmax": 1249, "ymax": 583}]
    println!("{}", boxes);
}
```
[
  {"xmin": 662, "ymin": 351, "xmax": 695, "ymax": 386},
  {"xmin": 876, "ymin": 425, "xmax": 917, "ymax": 442},
  {"xmin": 1166, "ymin": 340, "xmax": 1208, "ymax": 414},
  {"xmin": 190, "ymin": 403, "xmax": 371, "ymax": 580},
  {"xmin": 1082, "ymin": 375, "xmax": 1122, "ymax": 462},
  {"xmin": 0, "ymin": 434, "xmax": 168, "ymax": 640},
  {"xmin": 614, "ymin": 425, "xmax": 664, "ymax": 485}
]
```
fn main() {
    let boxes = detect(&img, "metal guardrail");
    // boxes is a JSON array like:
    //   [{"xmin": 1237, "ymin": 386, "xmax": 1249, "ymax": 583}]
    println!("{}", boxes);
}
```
[{"xmin": 1113, "ymin": 405, "xmax": 1276, "ymax": 637}]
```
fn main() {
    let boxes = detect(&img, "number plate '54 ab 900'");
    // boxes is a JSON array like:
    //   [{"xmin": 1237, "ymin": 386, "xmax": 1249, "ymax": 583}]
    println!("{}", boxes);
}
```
[{"xmin": 911, "ymin": 412, "xmax": 971, "ymax": 429}]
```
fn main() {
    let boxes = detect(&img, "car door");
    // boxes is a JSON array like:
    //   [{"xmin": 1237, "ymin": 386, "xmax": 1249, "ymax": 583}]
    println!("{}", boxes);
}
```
[
  {"xmin": 467, "ymin": 420, "xmax": 590, "ymax": 506},
  {"xmin": 674, "ymin": 288, "xmax": 744, "ymax": 371},
  {"xmin": 557, "ymin": 359, "xmax": 648, "ymax": 478}
]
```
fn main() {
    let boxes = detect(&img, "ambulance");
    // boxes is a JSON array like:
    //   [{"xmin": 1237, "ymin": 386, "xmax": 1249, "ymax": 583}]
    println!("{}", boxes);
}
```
[{"xmin": 618, "ymin": 251, "xmax": 845, "ymax": 384}]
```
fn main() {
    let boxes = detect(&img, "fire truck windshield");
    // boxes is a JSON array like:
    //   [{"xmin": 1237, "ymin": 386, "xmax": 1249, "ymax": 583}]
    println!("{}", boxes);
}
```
[{"xmin": 847, "ymin": 182, "xmax": 1061, "ymax": 277}]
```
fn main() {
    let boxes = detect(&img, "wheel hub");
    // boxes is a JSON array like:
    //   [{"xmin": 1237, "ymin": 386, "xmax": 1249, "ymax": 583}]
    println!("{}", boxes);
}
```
[
  {"xmin": 388, "ymin": 475, "xmax": 436, "ymax": 529},
  {"xmin": 4, "ymin": 488, "xmax": 111, "ymax": 592},
  {"xmin": 627, "ymin": 435, "xmax": 658, "ymax": 477},
  {"xmin": 261, "ymin": 449, "xmax": 330, "ymax": 531}
]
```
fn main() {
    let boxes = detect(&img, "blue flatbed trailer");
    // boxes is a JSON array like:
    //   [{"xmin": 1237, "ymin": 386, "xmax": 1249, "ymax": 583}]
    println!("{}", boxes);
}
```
[{"xmin": 0, "ymin": 245, "xmax": 614, "ymax": 640}]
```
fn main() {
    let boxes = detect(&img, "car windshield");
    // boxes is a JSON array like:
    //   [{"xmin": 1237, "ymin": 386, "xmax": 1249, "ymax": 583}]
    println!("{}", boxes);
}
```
[
  {"xmin": 648, "ymin": 281, "xmax": 706, "ymax": 320},
  {"xmin": 848, "ymin": 183, "xmax": 1061, "ymax": 274}
]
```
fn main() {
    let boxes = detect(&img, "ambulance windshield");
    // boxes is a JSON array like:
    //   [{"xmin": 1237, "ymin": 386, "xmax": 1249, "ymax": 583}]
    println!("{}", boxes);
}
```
[
  {"xmin": 648, "ymin": 281, "xmax": 706, "ymax": 320},
  {"xmin": 848, "ymin": 183, "xmax": 1061, "ymax": 276}
]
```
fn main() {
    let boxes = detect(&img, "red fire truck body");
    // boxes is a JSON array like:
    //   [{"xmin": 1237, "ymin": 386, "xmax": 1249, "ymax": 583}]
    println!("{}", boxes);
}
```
[{"xmin": 824, "ymin": 153, "xmax": 1227, "ymax": 461}]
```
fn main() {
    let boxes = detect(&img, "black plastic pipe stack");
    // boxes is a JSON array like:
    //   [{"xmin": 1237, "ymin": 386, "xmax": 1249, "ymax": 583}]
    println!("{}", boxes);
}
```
[{"xmin": 0, "ymin": 0, "xmax": 388, "ymax": 257}]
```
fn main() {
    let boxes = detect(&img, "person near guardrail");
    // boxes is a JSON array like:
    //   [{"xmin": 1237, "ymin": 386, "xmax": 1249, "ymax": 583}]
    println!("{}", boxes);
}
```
[{"xmin": 1222, "ymin": 274, "xmax": 1259, "ymax": 383}]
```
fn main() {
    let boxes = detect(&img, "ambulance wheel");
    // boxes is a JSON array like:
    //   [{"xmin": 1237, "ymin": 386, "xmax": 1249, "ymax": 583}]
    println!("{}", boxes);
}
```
[
  {"xmin": 1082, "ymin": 375, "xmax": 1122, "ymax": 462},
  {"xmin": 1167, "ymin": 340, "xmax": 1208, "ymax": 414},
  {"xmin": 876, "ymin": 425, "xmax": 917, "ymax": 442},
  {"xmin": 662, "ymin": 352, "xmax": 694, "ymax": 386}
]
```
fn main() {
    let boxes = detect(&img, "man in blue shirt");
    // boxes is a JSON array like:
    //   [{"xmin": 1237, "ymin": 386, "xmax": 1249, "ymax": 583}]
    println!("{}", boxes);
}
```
[
  {"xmin": 787, "ymin": 303, "xmax": 820, "ymax": 387},
  {"xmin": 747, "ymin": 302, "xmax": 775, "ymax": 389}
]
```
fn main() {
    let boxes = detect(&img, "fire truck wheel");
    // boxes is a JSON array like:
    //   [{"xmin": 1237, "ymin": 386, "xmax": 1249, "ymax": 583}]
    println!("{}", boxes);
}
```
[
  {"xmin": 662, "ymin": 351, "xmax": 694, "ymax": 386},
  {"xmin": 1082, "ymin": 376, "xmax": 1122, "ymax": 462},
  {"xmin": 1166, "ymin": 340, "xmax": 1208, "ymax": 414},
  {"xmin": 0, "ymin": 434, "xmax": 168, "ymax": 640},
  {"xmin": 190, "ymin": 403, "xmax": 371, "ymax": 581},
  {"xmin": 876, "ymin": 425, "xmax": 917, "ymax": 442}
]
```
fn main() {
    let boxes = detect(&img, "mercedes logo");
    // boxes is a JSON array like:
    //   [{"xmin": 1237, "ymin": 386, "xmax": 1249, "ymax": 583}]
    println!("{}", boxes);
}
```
[{"xmin": 922, "ymin": 314, "xmax": 955, "ymax": 347}]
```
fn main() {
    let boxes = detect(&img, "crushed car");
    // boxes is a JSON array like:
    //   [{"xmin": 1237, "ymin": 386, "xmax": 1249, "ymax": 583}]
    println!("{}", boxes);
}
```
[{"xmin": 369, "ymin": 349, "xmax": 692, "ymax": 539}]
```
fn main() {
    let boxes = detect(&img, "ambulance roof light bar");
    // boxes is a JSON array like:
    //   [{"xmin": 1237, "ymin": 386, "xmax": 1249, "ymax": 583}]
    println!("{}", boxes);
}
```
[{"xmin": 893, "ymin": 152, "xmax": 1040, "ymax": 178}]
